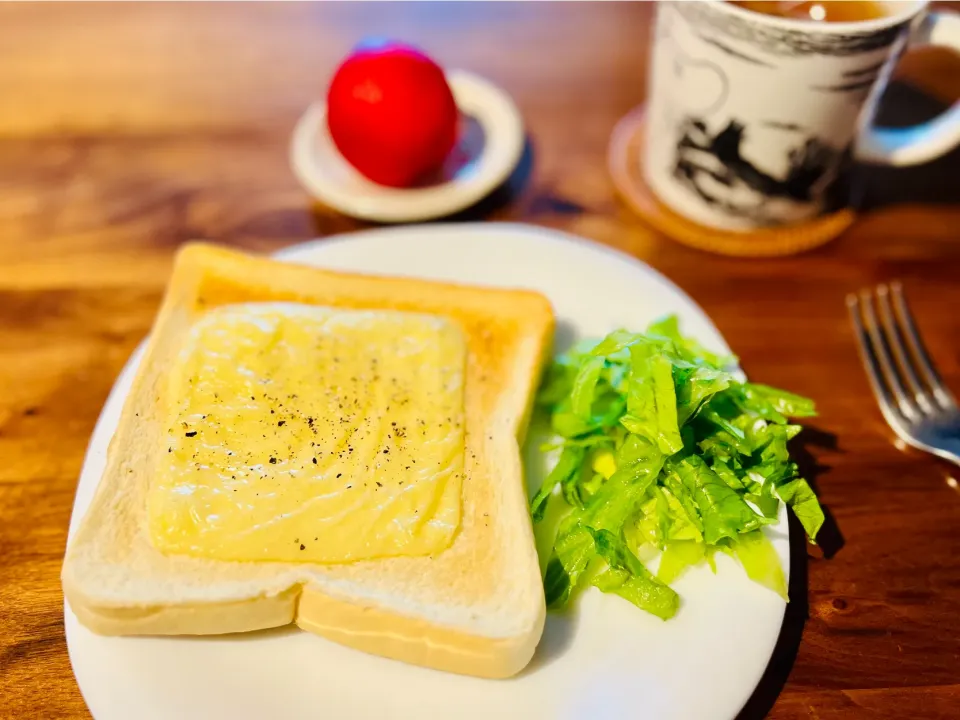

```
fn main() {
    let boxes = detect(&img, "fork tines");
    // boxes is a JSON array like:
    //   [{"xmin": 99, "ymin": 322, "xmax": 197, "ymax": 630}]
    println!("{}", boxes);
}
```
[{"xmin": 847, "ymin": 282, "xmax": 957, "ymax": 424}]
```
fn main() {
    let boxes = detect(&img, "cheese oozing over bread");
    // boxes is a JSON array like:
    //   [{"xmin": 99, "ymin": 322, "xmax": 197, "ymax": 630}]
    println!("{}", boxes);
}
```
[{"xmin": 146, "ymin": 302, "xmax": 466, "ymax": 564}]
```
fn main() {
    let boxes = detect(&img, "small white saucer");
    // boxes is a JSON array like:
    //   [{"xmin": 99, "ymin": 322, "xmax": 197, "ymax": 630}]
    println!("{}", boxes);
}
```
[{"xmin": 290, "ymin": 70, "xmax": 524, "ymax": 223}]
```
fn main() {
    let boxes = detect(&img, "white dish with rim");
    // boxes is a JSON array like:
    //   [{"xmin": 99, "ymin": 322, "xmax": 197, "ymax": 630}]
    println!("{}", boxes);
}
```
[
  {"xmin": 289, "ymin": 70, "xmax": 524, "ymax": 223},
  {"xmin": 65, "ymin": 223, "xmax": 789, "ymax": 720}
]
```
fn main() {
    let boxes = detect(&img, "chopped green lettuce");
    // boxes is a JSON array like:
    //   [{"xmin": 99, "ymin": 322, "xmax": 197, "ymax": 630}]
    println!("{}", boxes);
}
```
[
  {"xmin": 735, "ymin": 530, "xmax": 788, "ymax": 601},
  {"xmin": 590, "ymin": 528, "xmax": 679, "ymax": 620},
  {"xmin": 530, "ymin": 446, "xmax": 584, "ymax": 522},
  {"xmin": 570, "ymin": 356, "xmax": 606, "ymax": 421},
  {"xmin": 657, "ymin": 539, "xmax": 705, "ymax": 585},
  {"xmin": 776, "ymin": 478, "xmax": 825, "ymax": 541},
  {"xmin": 530, "ymin": 314, "xmax": 824, "ymax": 619}
]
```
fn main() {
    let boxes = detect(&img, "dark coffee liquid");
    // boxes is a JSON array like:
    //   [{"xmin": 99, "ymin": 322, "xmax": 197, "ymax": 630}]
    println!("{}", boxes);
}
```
[{"xmin": 728, "ymin": 1, "xmax": 890, "ymax": 22}]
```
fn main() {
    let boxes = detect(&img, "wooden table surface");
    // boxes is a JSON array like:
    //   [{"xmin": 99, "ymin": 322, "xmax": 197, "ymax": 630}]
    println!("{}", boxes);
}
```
[{"xmin": 2, "ymin": 2, "xmax": 960, "ymax": 718}]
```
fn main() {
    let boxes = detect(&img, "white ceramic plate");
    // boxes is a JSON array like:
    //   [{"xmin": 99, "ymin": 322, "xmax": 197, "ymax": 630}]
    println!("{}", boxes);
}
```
[
  {"xmin": 65, "ymin": 223, "xmax": 789, "ymax": 720},
  {"xmin": 289, "ymin": 71, "xmax": 524, "ymax": 223}
]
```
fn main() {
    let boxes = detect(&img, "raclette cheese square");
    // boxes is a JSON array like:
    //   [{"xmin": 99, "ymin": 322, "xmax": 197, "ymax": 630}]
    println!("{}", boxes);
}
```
[{"xmin": 146, "ymin": 302, "xmax": 466, "ymax": 564}]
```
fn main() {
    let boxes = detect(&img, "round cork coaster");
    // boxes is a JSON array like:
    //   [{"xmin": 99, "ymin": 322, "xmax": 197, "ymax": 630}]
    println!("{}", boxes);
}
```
[{"xmin": 608, "ymin": 105, "xmax": 856, "ymax": 257}]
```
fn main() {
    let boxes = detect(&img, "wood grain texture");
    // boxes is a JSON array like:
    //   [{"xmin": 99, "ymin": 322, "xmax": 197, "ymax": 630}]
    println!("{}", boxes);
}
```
[{"xmin": 2, "ymin": 2, "xmax": 960, "ymax": 718}]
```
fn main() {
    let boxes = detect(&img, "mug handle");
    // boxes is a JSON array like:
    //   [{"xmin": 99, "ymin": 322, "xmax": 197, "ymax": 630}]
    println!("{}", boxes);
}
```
[{"xmin": 856, "ymin": 11, "xmax": 960, "ymax": 166}]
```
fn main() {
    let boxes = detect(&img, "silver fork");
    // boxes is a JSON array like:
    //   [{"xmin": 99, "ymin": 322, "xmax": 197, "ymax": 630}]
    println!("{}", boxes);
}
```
[{"xmin": 847, "ymin": 282, "xmax": 960, "ymax": 466}]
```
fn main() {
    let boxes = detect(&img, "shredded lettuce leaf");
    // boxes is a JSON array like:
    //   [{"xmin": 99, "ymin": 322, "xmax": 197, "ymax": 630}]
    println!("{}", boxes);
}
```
[
  {"xmin": 735, "ymin": 530, "xmax": 788, "ymax": 601},
  {"xmin": 776, "ymin": 478, "xmax": 825, "ymax": 540},
  {"xmin": 589, "ymin": 528, "xmax": 679, "ymax": 620},
  {"xmin": 530, "ymin": 315, "xmax": 824, "ymax": 619},
  {"xmin": 657, "ymin": 539, "xmax": 705, "ymax": 585}
]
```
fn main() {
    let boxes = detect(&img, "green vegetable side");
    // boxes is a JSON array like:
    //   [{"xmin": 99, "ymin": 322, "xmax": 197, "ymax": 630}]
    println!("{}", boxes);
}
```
[{"xmin": 531, "ymin": 315, "xmax": 824, "ymax": 620}]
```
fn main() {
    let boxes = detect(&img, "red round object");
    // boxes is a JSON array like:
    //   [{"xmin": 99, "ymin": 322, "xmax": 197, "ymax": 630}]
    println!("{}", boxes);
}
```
[{"xmin": 326, "ymin": 42, "xmax": 459, "ymax": 188}]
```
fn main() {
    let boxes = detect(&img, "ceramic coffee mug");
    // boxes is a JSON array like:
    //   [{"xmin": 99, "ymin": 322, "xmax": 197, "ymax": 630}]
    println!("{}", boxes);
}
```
[{"xmin": 643, "ymin": 0, "xmax": 960, "ymax": 231}]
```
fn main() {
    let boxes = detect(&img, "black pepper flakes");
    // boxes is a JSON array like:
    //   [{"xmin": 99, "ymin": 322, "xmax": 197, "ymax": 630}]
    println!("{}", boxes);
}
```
[
  {"xmin": 300, "ymin": 544, "xmax": 305, "ymax": 550},
  {"xmin": 185, "ymin": 431, "xmax": 197, "ymax": 438},
  {"xmin": 312, "ymin": 457, "xmax": 317, "ymax": 464},
  {"xmin": 336, "ymin": 473, "xmax": 342, "ymax": 478},
  {"xmin": 269, "ymin": 457, "xmax": 277, "ymax": 464},
  {"xmin": 277, "ymin": 420, "xmax": 285, "ymax": 427}
]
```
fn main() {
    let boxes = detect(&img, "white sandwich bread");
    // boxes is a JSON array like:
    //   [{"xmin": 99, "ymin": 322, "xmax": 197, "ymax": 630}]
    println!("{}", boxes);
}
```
[{"xmin": 61, "ymin": 242, "xmax": 555, "ymax": 679}]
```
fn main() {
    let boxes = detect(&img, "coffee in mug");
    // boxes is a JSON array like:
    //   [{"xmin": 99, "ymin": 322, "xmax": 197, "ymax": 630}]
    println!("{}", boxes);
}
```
[
  {"xmin": 728, "ymin": 2, "xmax": 889, "ymax": 23},
  {"xmin": 643, "ymin": 0, "xmax": 960, "ymax": 232}
]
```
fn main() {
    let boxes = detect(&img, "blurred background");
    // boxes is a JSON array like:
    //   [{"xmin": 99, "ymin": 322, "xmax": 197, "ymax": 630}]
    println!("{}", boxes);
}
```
[{"xmin": 3, "ymin": 1, "xmax": 958, "ymax": 278}]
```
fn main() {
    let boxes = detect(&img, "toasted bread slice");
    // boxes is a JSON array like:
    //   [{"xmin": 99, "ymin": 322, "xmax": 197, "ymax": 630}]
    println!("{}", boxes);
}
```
[{"xmin": 62, "ymin": 242, "xmax": 554, "ymax": 678}]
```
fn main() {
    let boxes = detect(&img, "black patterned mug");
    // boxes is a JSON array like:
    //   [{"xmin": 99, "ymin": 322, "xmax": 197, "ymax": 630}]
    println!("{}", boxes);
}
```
[{"xmin": 643, "ymin": 0, "xmax": 960, "ymax": 231}]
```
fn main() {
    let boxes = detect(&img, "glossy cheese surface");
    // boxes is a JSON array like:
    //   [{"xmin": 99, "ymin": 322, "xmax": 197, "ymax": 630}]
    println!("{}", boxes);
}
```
[{"xmin": 146, "ymin": 302, "xmax": 466, "ymax": 563}]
